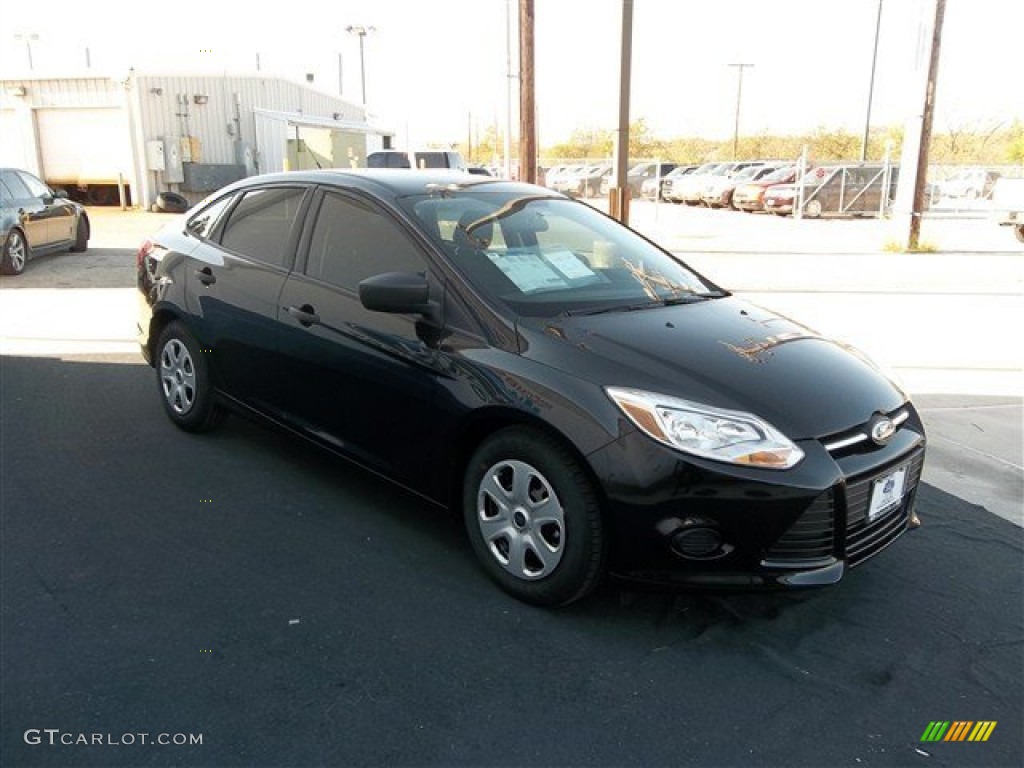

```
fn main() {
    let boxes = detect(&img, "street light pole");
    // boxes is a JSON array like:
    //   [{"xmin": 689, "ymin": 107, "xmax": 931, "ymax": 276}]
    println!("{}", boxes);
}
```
[
  {"xmin": 728, "ymin": 63, "xmax": 753, "ymax": 160},
  {"xmin": 346, "ymin": 25, "xmax": 376, "ymax": 105},
  {"xmin": 860, "ymin": 0, "xmax": 884, "ymax": 161}
]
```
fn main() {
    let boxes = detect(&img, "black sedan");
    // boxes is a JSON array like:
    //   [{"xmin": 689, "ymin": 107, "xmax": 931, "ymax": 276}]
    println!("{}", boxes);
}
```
[
  {"xmin": 1, "ymin": 168, "xmax": 89, "ymax": 275},
  {"xmin": 137, "ymin": 170, "xmax": 925, "ymax": 606}
]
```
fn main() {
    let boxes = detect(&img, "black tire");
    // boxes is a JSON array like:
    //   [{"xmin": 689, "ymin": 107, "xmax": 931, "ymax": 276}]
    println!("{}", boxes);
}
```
[
  {"xmin": 462, "ymin": 426, "xmax": 605, "ymax": 607},
  {"xmin": 1, "ymin": 229, "xmax": 28, "ymax": 275},
  {"xmin": 1016, "ymin": 225, "xmax": 1024, "ymax": 244},
  {"xmin": 156, "ymin": 192, "xmax": 190, "ymax": 214},
  {"xmin": 155, "ymin": 322, "xmax": 225, "ymax": 432},
  {"xmin": 69, "ymin": 215, "xmax": 89, "ymax": 253}
]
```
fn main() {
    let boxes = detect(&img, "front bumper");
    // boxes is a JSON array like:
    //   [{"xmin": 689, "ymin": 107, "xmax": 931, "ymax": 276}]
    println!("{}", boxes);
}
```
[
  {"xmin": 764, "ymin": 198, "xmax": 794, "ymax": 214},
  {"xmin": 587, "ymin": 407, "xmax": 926, "ymax": 588}
]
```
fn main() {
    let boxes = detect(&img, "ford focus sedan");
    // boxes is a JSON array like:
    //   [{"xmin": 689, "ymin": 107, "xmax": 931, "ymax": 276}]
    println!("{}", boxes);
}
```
[{"xmin": 136, "ymin": 170, "xmax": 925, "ymax": 607}]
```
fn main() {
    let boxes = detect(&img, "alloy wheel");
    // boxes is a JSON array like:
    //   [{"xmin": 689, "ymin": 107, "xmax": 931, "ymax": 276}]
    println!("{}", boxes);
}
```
[{"xmin": 8, "ymin": 232, "xmax": 26, "ymax": 272}]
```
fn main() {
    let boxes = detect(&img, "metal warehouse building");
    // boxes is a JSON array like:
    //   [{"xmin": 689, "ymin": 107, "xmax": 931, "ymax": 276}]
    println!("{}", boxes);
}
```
[{"xmin": 0, "ymin": 71, "xmax": 392, "ymax": 210}]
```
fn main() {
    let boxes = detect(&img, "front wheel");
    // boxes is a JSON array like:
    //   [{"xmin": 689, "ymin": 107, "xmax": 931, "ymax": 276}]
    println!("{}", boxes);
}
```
[
  {"xmin": 70, "ymin": 215, "xmax": 89, "ymax": 252},
  {"xmin": 1, "ymin": 229, "xmax": 28, "ymax": 275},
  {"xmin": 463, "ymin": 427, "xmax": 605, "ymax": 606},
  {"xmin": 155, "ymin": 322, "xmax": 225, "ymax": 432},
  {"xmin": 803, "ymin": 199, "xmax": 823, "ymax": 218},
  {"xmin": 1016, "ymin": 224, "xmax": 1024, "ymax": 244}
]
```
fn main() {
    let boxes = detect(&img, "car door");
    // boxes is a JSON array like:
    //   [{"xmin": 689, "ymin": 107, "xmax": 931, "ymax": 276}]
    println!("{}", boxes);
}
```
[
  {"xmin": 276, "ymin": 187, "xmax": 452, "ymax": 489},
  {"xmin": 0, "ymin": 170, "xmax": 47, "ymax": 248},
  {"xmin": 186, "ymin": 184, "xmax": 312, "ymax": 412},
  {"xmin": 18, "ymin": 171, "xmax": 73, "ymax": 244}
]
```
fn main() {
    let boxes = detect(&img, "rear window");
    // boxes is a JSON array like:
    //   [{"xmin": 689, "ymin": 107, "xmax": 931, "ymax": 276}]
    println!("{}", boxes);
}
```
[
  {"xmin": 367, "ymin": 152, "xmax": 411, "ymax": 169},
  {"xmin": 413, "ymin": 152, "xmax": 450, "ymax": 169}
]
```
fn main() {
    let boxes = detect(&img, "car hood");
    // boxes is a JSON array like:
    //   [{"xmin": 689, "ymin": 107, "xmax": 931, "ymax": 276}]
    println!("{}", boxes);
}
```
[{"xmin": 517, "ymin": 297, "xmax": 905, "ymax": 440}]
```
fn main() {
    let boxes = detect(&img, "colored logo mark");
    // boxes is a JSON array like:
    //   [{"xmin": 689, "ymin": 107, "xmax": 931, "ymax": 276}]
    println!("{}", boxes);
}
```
[{"xmin": 920, "ymin": 721, "xmax": 996, "ymax": 742}]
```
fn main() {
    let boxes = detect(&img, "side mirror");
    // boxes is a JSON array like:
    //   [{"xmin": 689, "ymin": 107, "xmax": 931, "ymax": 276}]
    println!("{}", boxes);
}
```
[
  {"xmin": 359, "ymin": 272, "xmax": 431, "ymax": 315},
  {"xmin": 50, "ymin": 187, "xmax": 68, "ymax": 200}
]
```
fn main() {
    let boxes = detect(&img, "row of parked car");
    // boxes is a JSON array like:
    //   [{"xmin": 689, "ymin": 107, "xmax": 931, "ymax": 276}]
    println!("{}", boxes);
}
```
[{"xmin": 545, "ymin": 159, "xmax": 901, "ymax": 219}]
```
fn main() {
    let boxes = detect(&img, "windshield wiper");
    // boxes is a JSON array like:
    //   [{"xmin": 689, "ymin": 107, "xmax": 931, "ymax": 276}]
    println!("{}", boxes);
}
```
[{"xmin": 563, "ymin": 292, "xmax": 724, "ymax": 316}]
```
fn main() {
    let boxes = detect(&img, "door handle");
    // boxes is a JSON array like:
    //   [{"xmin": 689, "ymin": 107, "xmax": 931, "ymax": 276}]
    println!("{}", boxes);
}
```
[
  {"xmin": 285, "ymin": 304, "xmax": 320, "ymax": 327},
  {"xmin": 195, "ymin": 267, "xmax": 216, "ymax": 286}
]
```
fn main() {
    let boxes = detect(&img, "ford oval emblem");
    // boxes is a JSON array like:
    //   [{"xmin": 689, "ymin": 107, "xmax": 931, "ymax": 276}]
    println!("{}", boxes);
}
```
[{"xmin": 871, "ymin": 417, "xmax": 896, "ymax": 445}]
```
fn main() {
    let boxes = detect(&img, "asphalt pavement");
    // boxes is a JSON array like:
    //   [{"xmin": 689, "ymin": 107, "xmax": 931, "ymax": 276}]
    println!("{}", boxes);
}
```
[{"xmin": 1, "ymin": 354, "xmax": 1021, "ymax": 768}]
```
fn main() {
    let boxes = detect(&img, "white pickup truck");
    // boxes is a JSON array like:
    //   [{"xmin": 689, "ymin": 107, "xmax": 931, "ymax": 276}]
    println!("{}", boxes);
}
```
[{"xmin": 991, "ymin": 177, "xmax": 1024, "ymax": 243}]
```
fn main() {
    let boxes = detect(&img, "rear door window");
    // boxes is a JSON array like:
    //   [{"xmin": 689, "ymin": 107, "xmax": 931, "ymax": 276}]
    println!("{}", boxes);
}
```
[{"xmin": 219, "ymin": 187, "xmax": 307, "ymax": 269}]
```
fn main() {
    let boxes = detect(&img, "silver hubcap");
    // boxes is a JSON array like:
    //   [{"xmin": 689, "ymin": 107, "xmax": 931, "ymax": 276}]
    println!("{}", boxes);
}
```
[
  {"xmin": 477, "ymin": 460, "xmax": 565, "ymax": 581},
  {"xmin": 159, "ymin": 339, "xmax": 196, "ymax": 415},
  {"xmin": 9, "ymin": 233, "xmax": 26, "ymax": 271}
]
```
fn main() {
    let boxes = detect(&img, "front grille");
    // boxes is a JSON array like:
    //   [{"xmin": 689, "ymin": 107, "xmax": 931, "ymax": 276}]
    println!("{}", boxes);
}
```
[
  {"xmin": 762, "ymin": 490, "xmax": 836, "ymax": 567},
  {"xmin": 845, "ymin": 448, "xmax": 926, "ymax": 566}
]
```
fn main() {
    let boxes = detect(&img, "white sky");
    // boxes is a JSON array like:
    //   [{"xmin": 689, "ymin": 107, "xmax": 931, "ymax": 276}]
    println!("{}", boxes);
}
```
[{"xmin": 2, "ymin": 0, "xmax": 1020, "ymax": 148}]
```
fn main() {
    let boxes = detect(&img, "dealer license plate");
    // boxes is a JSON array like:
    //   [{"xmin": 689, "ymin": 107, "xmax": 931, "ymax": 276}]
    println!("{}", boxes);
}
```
[{"xmin": 867, "ymin": 466, "xmax": 907, "ymax": 522}]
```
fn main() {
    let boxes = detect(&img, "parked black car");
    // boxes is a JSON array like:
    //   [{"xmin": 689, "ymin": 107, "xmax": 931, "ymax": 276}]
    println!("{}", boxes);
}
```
[
  {"xmin": 1, "ymin": 167, "xmax": 89, "ymax": 275},
  {"xmin": 137, "ymin": 170, "xmax": 926, "ymax": 606}
]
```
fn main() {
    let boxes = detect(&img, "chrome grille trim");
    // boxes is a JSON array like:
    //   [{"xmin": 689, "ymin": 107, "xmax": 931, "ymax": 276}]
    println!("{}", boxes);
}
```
[{"xmin": 823, "ymin": 408, "xmax": 910, "ymax": 455}]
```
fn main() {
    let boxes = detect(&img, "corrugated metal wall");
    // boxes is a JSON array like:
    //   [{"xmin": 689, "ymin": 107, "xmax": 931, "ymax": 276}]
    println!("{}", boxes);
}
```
[{"xmin": 133, "ymin": 74, "xmax": 366, "ymax": 168}]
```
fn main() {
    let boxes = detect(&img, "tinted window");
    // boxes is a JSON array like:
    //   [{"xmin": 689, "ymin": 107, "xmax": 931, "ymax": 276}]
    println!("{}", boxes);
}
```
[
  {"xmin": 413, "ymin": 152, "xmax": 449, "ymax": 169},
  {"xmin": 187, "ymin": 194, "xmax": 236, "ymax": 240},
  {"xmin": 367, "ymin": 152, "xmax": 411, "ymax": 169},
  {"xmin": 0, "ymin": 170, "xmax": 32, "ymax": 199},
  {"xmin": 220, "ymin": 187, "xmax": 306, "ymax": 269},
  {"xmin": 305, "ymin": 192, "xmax": 425, "ymax": 290}
]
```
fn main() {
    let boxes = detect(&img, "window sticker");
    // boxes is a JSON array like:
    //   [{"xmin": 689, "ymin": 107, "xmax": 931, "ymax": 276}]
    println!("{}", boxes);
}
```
[
  {"xmin": 487, "ymin": 250, "xmax": 569, "ymax": 294},
  {"xmin": 543, "ymin": 248, "xmax": 596, "ymax": 280}
]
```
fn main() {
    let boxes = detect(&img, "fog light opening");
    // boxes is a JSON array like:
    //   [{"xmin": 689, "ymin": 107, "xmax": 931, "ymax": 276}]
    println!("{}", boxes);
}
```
[{"xmin": 671, "ymin": 526, "xmax": 727, "ymax": 560}]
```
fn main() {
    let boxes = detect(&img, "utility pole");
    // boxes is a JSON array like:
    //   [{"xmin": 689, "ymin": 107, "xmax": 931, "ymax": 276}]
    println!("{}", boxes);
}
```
[
  {"xmin": 909, "ymin": 0, "xmax": 946, "ymax": 250},
  {"xmin": 610, "ymin": 0, "xmax": 634, "ymax": 224},
  {"xmin": 728, "ymin": 63, "xmax": 753, "ymax": 160},
  {"xmin": 518, "ymin": 0, "xmax": 536, "ymax": 183},
  {"xmin": 504, "ymin": 0, "xmax": 515, "ymax": 179},
  {"xmin": 861, "ymin": 0, "xmax": 884, "ymax": 161}
]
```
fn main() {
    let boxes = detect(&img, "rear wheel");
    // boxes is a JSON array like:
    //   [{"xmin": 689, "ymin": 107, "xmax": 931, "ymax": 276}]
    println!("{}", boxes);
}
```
[
  {"xmin": 463, "ymin": 427, "xmax": 605, "ymax": 606},
  {"xmin": 803, "ymin": 199, "xmax": 823, "ymax": 218},
  {"xmin": 156, "ymin": 322, "xmax": 225, "ymax": 432},
  {"xmin": 1, "ymin": 229, "xmax": 28, "ymax": 275}
]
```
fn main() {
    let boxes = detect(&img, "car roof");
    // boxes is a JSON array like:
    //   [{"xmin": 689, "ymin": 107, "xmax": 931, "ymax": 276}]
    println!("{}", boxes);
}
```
[{"xmin": 212, "ymin": 169, "xmax": 547, "ymax": 200}]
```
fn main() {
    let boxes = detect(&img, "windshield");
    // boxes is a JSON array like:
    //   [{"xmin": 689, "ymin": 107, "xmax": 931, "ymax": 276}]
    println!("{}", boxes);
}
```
[
  {"xmin": 400, "ymin": 189, "xmax": 720, "ymax": 317},
  {"xmin": 761, "ymin": 166, "xmax": 795, "ymax": 182},
  {"xmin": 732, "ymin": 165, "xmax": 764, "ymax": 181}
]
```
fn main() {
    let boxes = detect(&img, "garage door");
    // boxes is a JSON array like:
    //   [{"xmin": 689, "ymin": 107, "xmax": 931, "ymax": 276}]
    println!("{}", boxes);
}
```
[{"xmin": 36, "ymin": 108, "xmax": 130, "ymax": 185}]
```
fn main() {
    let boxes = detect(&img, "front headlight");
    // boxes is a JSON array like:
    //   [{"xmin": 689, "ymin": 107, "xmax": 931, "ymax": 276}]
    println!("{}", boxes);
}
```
[{"xmin": 606, "ymin": 387, "xmax": 804, "ymax": 469}]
